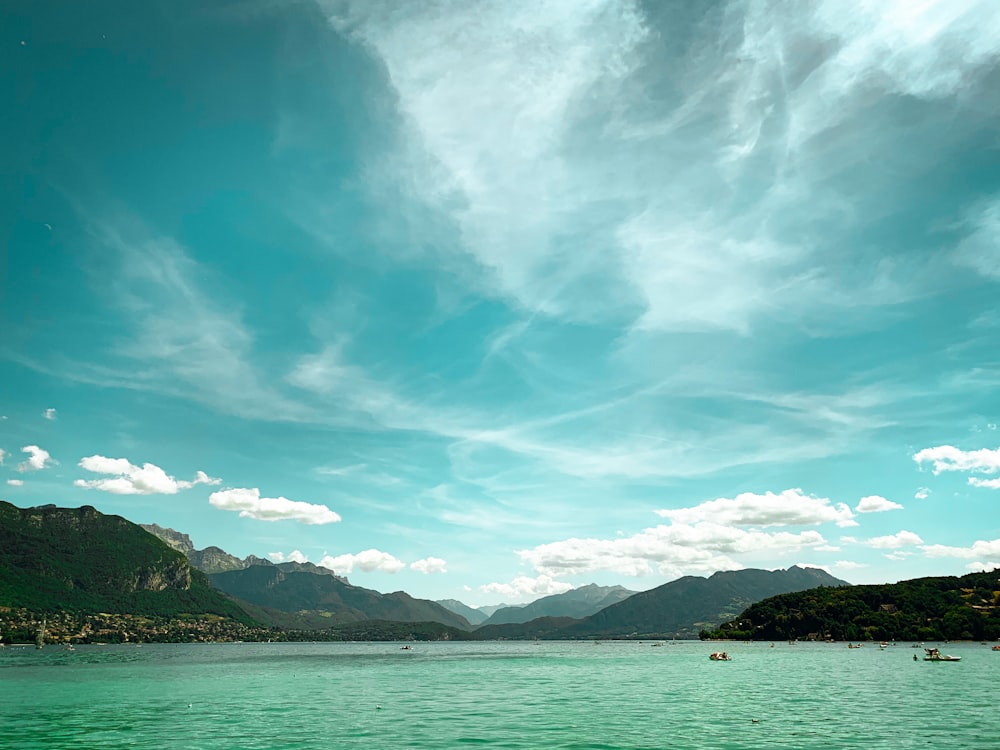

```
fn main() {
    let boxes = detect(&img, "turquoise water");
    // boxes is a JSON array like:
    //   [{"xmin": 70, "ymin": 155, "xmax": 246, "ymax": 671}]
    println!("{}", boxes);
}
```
[{"xmin": 1, "ymin": 640, "xmax": 996, "ymax": 749}]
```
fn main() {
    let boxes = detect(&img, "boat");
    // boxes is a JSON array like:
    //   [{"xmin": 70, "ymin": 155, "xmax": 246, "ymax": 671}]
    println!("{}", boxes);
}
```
[
  {"xmin": 991, "ymin": 645, "xmax": 1000, "ymax": 651},
  {"xmin": 709, "ymin": 652, "xmax": 731, "ymax": 661},
  {"xmin": 923, "ymin": 648, "xmax": 961, "ymax": 662}
]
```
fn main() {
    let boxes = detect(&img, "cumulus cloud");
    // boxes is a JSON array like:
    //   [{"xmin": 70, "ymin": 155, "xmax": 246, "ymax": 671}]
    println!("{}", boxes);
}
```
[
  {"xmin": 966, "ymin": 561, "xmax": 1000, "ymax": 573},
  {"xmin": 410, "ymin": 557, "xmax": 448, "ymax": 574},
  {"xmin": 17, "ymin": 445, "xmax": 54, "ymax": 472},
  {"xmin": 968, "ymin": 477, "xmax": 1000, "ymax": 489},
  {"xmin": 74, "ymin": 455, "xmax": 221, "ymax": 495},
  {"xmin": 834, "ymin": 560, "xmax": 868, "ymax": 570},
  {"xmin": 656, "ymin": 489, "xmax": 857, "ymax": 528},
  {"xmin": 268, "ymin": 550, "xmax": 308, "ymax": 563},
  {"xmin": 914, "ymin": 487, "xmax": 931, "ymax": 500},
  {"xmin": 922, "ymin": 538, "xmax": 1000, "ymax": 560},
  {"xmin": 518, "ymin": 520, "xmax": 826, "ymax": 578},
  {"xmin": 913, "ymin": 445, "xmax": 1000, "ymax": 474},
  {"xmin": 7, "ymin": 479, "xmax": 24, "ymax": 487},
  {"xmin": 209, "ymin": 488, "xmax": 342, "ymax": 524},
  {"xmin": 866, "ymin": 531, "xmax": 924, "ymax": 549},
  {"xmin": 855, "ymin": 495, "xmax": 903, "ymax": 513},
  {"xmin": 318, "ymin": 549, "xmax": 404, "ymax": 574},
  {"xmin": 479, "ymin": 575, "xmax": 573, "ymax": 601},
  {"xmin": 43, "ymin": 408, "xmax": 57, "ymax": 420}
]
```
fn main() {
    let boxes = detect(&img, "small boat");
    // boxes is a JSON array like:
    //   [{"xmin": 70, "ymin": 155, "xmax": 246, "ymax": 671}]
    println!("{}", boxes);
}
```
[
  {"xmin": 709, "ymin": 652, "xmax": 731, "ymax": 661},
  {"xmin": 991, "ymin": 645, "xmax": 1000, "ymax": 651},
  {"xmin": 923, "ymin": 648, "xmax": 961, "ymax": 662},
  {"xmin": 400, "ymin": 645, "xmax": 412, "ymax": 650}
]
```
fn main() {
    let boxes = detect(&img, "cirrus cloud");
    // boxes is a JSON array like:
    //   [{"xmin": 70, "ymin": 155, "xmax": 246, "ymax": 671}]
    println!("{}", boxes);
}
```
[
  {"xmin": 75, "ymin": 455, "xmax": 221, "ymax": 495},
  {"xmin": 209, "ymin": 487, "xmax": 341, "ymax": 525},
  {"xmin": 317, "ymin": 548, "xmax": 404, "ymax": 574}
]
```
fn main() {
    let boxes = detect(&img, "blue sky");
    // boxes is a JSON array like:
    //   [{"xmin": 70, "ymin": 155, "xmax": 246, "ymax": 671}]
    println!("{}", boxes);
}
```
[{"xmin": 3, "ymin": 0, "xmax": 1000, "ymax": 606}]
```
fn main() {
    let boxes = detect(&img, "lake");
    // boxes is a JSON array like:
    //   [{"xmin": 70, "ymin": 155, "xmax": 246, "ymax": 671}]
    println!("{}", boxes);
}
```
[{"xmin": 1, "ymin": 640, "xmax": 996, "ymax": 749}]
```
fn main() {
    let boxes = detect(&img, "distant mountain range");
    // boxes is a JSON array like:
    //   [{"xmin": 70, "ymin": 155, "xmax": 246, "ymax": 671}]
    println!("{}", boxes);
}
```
[
  {"xmin": 477, "ymin": 584, "xmax": 636, "ymax": 626},
  {"xmin": 1, "ymin": 502, "xmax": 852, "ymax": 643},
  {"xmin": 475, "ymin": 566, "xmax": 849, "ymax": 639},
  {"xmin": 141, "ymin": 524, "xmax": 470, "ymax": 630}
]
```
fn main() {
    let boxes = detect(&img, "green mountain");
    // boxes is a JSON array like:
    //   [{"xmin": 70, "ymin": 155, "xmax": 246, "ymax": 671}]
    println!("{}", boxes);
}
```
[
  {"xmin": 209, "ymin": 564, "xmax": 473, "ymax": 630},
  {"xmin": 476, "ymin": 566, "xmax": 848, "ymax": 640},
  {"xmin": 436, "ymin": 598, "xmax": 489, "ymax": 626},
  {"xmin": 567, "ymin": 566, "xmax": 848, "ymax": 638},
  {"xmin": 479, "ymin": 584, "xmax": 636, "ymax": 626},
  {"xmin": 704, "ymin": 570, "xmax": 1000, "ymax": 641},
  {"xmin": 0, "ymin": 501, "xmax": 250, "ymax": 622}
]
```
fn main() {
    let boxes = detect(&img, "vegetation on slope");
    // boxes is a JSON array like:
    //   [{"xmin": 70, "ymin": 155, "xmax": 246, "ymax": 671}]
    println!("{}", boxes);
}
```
[
  {"xmin": 702, "ymin": 571, "xmax": 1000, "ymax": 641},
  {"xmin": 0, "ymin": 501, "xmax": 251, "ymax": 622}
]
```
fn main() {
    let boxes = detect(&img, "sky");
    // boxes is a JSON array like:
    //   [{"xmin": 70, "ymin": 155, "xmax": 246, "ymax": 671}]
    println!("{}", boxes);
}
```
[{"xmin": 2, "ymin": 0, "xmax": 1000, "ymax": 607}]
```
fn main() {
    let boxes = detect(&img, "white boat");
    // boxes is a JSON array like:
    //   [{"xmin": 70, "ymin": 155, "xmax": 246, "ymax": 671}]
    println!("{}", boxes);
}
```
[
  {"xmin": 709, "ymin": 652, "xmax": 731, "ymax": 661},
  {"xmin": 923, "ymin": 648, "xmax": 960, "ymax": 662}
]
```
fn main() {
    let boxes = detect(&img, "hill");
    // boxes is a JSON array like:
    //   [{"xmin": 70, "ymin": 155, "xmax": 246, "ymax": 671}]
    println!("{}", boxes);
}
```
[
  {"xmin": 436, "ymin": 599, "xmax": 489, "ymax": 626},
  {"xmin": 704, "ymin": 570, "xmax": 1000, "ymax": 641},
  {"xmin": 479, "ymin": 584, "xmax": 635, "ymax": 626},
  {"xmin": 209, "ymin": 564, "xmax": 472, "ymax": 630},
  {"xmin": 564, "ymin": 566, "xmax": 848, "ymax": 639},
  {"xmin": 0, "ymin": 501, "xmax": 252, "ymax": 623}
]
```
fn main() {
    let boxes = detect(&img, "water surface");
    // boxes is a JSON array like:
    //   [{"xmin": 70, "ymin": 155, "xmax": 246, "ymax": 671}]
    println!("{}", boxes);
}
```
[{"xmin": 2, "ymin": 640, "xmax": 995, "ymax": 749}]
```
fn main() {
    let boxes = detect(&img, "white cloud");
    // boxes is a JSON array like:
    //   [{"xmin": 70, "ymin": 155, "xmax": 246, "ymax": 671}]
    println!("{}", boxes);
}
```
[
  {"xmin": 317, "ymin": 549, "xmax": 404, "ymax": 574},
  {"xmin": 209, "ymin": 487, "xmax": 342, "ymax": 525},
  {"xmin": 966, "ymin": 561, "xmax": 1000, "ymax": 573},
  {"xmin": 479, "ymin": 575, "xmax": 573, "ymax": 602},
  {"xmin": 0, "ymin": 448, "xmax": 5, "ymax": 465},
  {"xmin": 269, "ymin": 550, "xmax": 308, "ymax": 564},
  {"xmin": 17, "ymin": 445, "xmax": 54, "ymax": 473},
  {"xmin": 834, "ymin": 560, "xmax": 868, "ymax": 570},
  {"xmin": 968, "ymin": 477, "xmax": 1000, "ymax": 489},
  {"xmin": 913, "ymin": 445, "xmax": 1000, "ymax": 474},
  {"xmin": 7, "ymin": 479, "xmax": 24, "ymax": 487},
  {"xmin": 410, "ymin": 557, "xmax": 448, "ymax": 574},
  {"xmin": 855, "ymin": 495, "xmax": 903, "ymax": 513},
  {"xmin": 518, "ymin": 521, "xmax": 826, "ymax": 578},
  {"xmin": 74, "ymin": 455, "xmax": 221, "ymax": 495},
  {"xmin": 866, "ymin": 530, "xmax": 924, "ymax": 549},
  {"xmin": 922, "ymin": 538, "xmax": 1000, "ymax": 560},
  {"xmin": 43, "ymin": 408, "xmax": 57, "ymax": 420},
  {"xmin": 656, "ymin": 489, "xmax": 857, "ymax": 528},
  {"xmin": 884, "ymin": 551, "xmax": 912, "ymax": 561},
  {"xmin": 914, "ymin": 487, "xmax": 931, "ymax": 500},
  {"xmin": 815, "ymin": 544, "xmax": 841, "ymax": 552}
]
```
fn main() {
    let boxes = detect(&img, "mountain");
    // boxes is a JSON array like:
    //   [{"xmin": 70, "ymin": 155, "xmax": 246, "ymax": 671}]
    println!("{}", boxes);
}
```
[
  {"xmin": 479, "ymin": 584, "xmax": 636, "ymax": 626},
  {"xmin": 476, "ymin": 603, "xmax": 510, "ymax": 617},
  {"xmin": 0, "ymin": 501, "xmax": 250, "ymax": 621},
  {"xmin": 563, "ymin": 566, "xmax": 848, "ymax": 638},
  {"xmin": 705, "ymin": 570, "xmax": 1000, "ymax": 642},
  {"xmin": 209, "ymin": 564, "xmax": 472, "ymax": 630},
  {"xmin": 436, "ymin": 599, "xmax": 489, "ymax": 626},
  {"xmin": 141, "ymin": 524, "xmax": 247, "ymax": 574}
]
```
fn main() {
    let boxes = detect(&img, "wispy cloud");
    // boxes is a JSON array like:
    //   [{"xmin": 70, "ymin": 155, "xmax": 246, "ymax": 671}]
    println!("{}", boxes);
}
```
[
  {"xmin": 866, "ymin": 531, "xmax": 923, "ymax": 549},
  {"xmin": 43, "ymin": 408, "xmax": 57, "ymax": 420}
]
